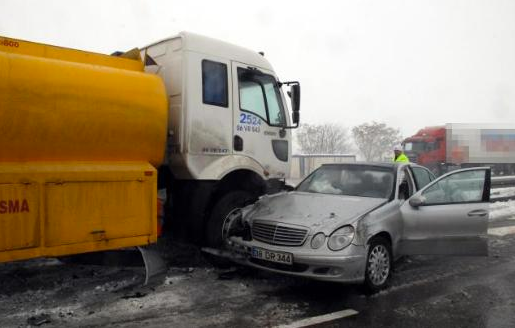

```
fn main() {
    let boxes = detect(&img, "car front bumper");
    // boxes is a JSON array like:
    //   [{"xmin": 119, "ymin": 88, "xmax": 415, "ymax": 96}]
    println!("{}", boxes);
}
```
[{"xmin": 226, "ymin": 237, "xmax": 367, "ymax": 283}]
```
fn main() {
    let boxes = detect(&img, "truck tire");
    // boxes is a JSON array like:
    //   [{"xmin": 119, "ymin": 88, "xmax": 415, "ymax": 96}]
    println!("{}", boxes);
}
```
[
  {"xmin": 364, "ymin": 236, "xmax": 392, "ymax": 293},
  {"xmin": 205, "ymin": 190, "xmax": 255, "ymax": 248}
]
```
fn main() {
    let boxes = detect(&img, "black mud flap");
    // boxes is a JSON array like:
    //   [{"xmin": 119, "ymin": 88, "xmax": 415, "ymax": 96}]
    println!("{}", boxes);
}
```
[{"xmin": 137, "ymin": 246, "xmax": 168, "ymax": 285}]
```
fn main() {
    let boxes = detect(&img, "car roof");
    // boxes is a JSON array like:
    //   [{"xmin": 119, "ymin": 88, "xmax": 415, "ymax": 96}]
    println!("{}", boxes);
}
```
[
  {"xmin": 321, "ymin": 162, "xmax": 396, "ymax": 169},
  {"xmin": 320, "ymin": 162, "xmax": 426, "ymax": 170}
]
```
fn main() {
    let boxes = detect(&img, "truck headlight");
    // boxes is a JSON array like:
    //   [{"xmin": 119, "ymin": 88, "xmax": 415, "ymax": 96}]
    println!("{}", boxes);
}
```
[
  {"xmin": 310, "ymin": 233, "xmax": 326, "ymax": 249},
  {"xmin": 328, "ymin": 225, "xmax": 355, "ymax": 251}
]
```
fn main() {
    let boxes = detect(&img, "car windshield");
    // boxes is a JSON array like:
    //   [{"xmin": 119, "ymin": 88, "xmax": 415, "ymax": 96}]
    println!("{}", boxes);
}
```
[{"xmin": 296, "ymin": 165, "xmax": 395, "ymax": 198}]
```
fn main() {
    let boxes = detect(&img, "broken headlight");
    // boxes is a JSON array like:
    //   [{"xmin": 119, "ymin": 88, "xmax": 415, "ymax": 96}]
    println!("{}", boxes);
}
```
[{"xmin": 328, "ymin": 225, "xmax": 355, "ymax": 251}]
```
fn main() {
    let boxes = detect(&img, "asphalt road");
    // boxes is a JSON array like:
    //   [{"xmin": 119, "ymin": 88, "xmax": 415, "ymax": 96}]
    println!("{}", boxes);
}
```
[{"xmin": 1, "ymin": 217, "xmax": 514, "ymax": 328}]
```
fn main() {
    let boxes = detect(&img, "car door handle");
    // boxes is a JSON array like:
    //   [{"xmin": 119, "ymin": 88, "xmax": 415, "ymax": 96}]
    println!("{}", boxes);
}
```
[{"xmin": 467, "ymin": 209, "xmax": 488, "ymax": 217}]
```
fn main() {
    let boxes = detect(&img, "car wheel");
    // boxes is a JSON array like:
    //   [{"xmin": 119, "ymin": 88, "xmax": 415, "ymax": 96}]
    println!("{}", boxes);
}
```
[{"xmin": 364, "ymin": 237, "xmax": 392, "ymax": 293}]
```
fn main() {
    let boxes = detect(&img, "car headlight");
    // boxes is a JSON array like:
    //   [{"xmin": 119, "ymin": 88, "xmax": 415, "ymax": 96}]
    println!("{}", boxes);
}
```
[
  {"xmin": 310, "ymin": 233, "xmax": 326, "ymax": 249},
  {"xmin": 328, "ymin": 225, "xmax": 355, "ymax": 251}
]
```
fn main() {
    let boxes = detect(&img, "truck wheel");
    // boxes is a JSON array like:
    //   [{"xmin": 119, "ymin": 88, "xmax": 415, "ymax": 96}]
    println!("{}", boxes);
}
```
[
  {"xmin": 364, "ymin": 237, "xmax": 392, "ymax": 293},
  {"xmin": 205, "ymin": 190, "xmax": 255, "ymax": 248}
]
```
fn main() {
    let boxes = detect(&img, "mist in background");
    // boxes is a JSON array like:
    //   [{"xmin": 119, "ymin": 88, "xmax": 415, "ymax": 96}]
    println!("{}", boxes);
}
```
[{"xmin": 1, "ymin": 0, "xmax": 514, "ymax": 137}]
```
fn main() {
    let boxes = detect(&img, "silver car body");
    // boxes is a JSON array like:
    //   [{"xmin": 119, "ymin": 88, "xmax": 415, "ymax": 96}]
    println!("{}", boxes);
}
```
[{"xmin": 226, "ymin": 163, "xmax": 490, "ymax": 283}]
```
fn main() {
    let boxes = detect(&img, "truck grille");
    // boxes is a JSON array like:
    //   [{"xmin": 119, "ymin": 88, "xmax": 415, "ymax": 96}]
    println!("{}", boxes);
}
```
[{"xmin": 251, "ymin": 221, "xmax": 308, "ymax": 246}]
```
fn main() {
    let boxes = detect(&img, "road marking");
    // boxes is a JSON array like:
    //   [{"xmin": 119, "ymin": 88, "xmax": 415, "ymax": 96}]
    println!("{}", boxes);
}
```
[
  {"xmin": 275, "ymin": 309, "xmax": 358, "ymax": 328},
  {"xmin": 488, "ymin": 226, "xmax": 515, "ymax": 236}
]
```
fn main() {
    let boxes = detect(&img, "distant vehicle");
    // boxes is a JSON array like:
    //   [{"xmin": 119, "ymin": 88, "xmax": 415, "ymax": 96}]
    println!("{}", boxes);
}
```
[
  {"xmin": 403, "ymin": 124, "xmax": 515, "ymax": 176},
  {"xmin": 223, "ymin": 163, "xmax": 490, "ymax": 292}
]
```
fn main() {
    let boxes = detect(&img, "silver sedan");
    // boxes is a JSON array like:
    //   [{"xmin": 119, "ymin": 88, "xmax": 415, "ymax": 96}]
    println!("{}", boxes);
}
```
[{"xmin": 223, "ymin": 163, "xmax": 490, "ymax": 292}]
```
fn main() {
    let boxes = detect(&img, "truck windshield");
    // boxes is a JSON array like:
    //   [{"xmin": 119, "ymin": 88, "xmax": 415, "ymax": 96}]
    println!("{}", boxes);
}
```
[
  {"xmin": 238, "ymin": 68, "xmax": 286, "ymax": 126},
  {"xmin": 404, "ymin": 142, "xmax": 427, "ymax": 152}
]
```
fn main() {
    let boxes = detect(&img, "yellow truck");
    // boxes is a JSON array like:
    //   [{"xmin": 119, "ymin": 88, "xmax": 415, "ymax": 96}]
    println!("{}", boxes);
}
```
[{"xmin": 0, "ymin": 32, "xmax": 300, "ymax": 270}]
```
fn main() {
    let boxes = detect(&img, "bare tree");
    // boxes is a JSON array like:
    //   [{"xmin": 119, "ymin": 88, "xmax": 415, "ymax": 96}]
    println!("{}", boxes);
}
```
[
  {"xmin": 352, "ymin": 122, "xmax": 403, "ymax": 161},
  {"xmin": 295, "ymin": 123, "xmax": 352, "ymax": 154}
]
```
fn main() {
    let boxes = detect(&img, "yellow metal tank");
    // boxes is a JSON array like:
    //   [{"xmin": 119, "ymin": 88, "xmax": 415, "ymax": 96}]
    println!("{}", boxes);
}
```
[{"xmin": 0, "ymin": 36, "xmax": 168, "ymax": 167}]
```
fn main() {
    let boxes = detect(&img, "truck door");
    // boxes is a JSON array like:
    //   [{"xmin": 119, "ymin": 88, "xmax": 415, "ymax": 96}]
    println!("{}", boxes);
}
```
[
  {"xmin": 399, "ymin": 167, "xmax": 490, "ymax": 256},
  {"xmin": 231, "ymin": 62, "xmax": 291, "ymax": 179}
]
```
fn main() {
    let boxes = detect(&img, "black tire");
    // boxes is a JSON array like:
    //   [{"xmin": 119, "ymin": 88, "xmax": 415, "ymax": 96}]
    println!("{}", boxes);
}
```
[
  {"xmin": 364, "ymin": 237, "xmax": 392, "ymax": 293},
  {"xmin": 205, "ymin": 190, "xmax": 255, "ymax": 248}
]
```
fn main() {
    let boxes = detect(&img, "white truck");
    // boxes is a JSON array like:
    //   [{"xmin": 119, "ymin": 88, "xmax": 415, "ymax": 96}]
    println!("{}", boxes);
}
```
[{"xmin": 139, "ymin": 32, "xmax": 300, "ymax": 246}]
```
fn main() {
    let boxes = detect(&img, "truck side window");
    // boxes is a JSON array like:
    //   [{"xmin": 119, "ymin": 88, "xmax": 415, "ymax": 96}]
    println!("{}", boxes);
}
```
[
  {"xmin": 202, "ymin": 60, "xmax": 228, "ymax": 107},
  {"xmin": 263, "ymin": 80, "xmax": 285, "ymax": 125},
  {"xmin": 239, "ymin": 80, "xmax": 267, "ymax": 119},
  {"xmin": 237, "ymin": 67, "xmax": 286, "ymax": 126}
]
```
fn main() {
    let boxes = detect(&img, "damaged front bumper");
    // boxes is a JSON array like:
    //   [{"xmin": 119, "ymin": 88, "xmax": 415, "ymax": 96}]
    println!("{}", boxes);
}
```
[{"xmin": 212, "ymin": 237, "xmax": 367, "ymax": 283}]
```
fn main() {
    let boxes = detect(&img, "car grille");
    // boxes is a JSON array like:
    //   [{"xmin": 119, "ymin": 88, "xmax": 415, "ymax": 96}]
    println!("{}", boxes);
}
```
[{"xmin": 251, "ymin": 221, "xmax": 308, "ymax": 246}]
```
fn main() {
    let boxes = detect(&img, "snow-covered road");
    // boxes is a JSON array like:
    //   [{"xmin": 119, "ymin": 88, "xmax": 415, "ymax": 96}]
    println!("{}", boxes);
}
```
[{"xmin": 489, "ymin": 199, "xmax": 515, "ymax": 222}]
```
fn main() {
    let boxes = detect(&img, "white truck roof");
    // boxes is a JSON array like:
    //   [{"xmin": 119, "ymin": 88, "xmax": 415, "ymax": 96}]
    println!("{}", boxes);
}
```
[{"xmin": 142, "ymin": 31, "xmax": 274, "ymax": 71}]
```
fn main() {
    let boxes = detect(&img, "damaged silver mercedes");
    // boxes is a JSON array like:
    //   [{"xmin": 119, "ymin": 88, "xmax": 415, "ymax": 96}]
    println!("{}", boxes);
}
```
[{"xmin": 221, "ymin": 163, "xmax": 490, "ymax": 292}]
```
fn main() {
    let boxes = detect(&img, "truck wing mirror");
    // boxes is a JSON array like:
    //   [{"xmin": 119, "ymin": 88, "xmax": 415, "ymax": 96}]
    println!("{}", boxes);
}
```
[
  {"xmin": 278, "ymin": 81, "xmax": 300, "ymax": 129},
  {"xmin": 290, "ymin": 84, "xmax": 300, "ymax": 125}
]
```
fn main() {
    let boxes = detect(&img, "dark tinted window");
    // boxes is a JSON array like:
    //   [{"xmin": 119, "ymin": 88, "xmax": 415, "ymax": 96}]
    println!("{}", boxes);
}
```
[{"xmin": 202, "ymin": 60, "xmax": 228, "ymax": 107}]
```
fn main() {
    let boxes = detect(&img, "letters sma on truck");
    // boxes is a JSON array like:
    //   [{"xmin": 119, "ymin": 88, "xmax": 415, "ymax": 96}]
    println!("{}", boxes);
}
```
[{"xmin": 0, "ymin": 199, "xmax": 30, "ymax": 214}]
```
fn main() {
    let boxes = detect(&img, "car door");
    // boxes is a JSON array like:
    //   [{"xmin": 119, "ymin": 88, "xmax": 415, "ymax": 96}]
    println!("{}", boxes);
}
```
[{"xmin": 399, "ymin": 167, "xmax": 490, "ymax": 256}]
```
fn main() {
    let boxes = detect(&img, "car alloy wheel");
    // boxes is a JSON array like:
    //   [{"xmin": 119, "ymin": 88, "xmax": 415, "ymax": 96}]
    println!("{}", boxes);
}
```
[{"xmin": 367, "ymin": 243, "xmax": 390, "ymax": 287}]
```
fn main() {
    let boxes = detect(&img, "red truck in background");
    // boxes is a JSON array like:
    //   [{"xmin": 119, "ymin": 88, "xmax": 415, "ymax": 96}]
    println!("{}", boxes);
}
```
[{"xmin": 403, "ymin": 124, "xmax": 515, "ymax": 176}]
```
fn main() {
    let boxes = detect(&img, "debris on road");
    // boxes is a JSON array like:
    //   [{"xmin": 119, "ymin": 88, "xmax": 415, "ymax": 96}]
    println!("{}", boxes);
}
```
[
  {"xmin": 27, "ymin": 313, "xmax": 51, "ymax": 326},
  {"xmin": 121, "ymin": 292, "xmax": 147, "ymax": 300}
]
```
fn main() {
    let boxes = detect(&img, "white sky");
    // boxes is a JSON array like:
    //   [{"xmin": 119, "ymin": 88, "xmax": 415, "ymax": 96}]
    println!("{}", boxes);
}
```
[{"xmin": 1, "ymin": 0, "xmax": 514, "ymax": 137}]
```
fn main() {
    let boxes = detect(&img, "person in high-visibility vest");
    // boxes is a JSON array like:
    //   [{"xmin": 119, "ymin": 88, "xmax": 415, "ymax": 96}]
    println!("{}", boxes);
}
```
[{"xmin": 393, "ymin": 145, "xmax": 409, "ymax": 163}]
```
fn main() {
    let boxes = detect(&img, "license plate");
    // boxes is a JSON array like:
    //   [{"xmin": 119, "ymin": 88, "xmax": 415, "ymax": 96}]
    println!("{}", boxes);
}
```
[{"xmin": 251, "ymin": 247, "xmax": 293, "ymax": 265}]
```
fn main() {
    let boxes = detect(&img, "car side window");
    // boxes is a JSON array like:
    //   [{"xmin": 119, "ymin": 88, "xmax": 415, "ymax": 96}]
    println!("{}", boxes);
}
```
[
  {"xmin": 412, "ymin": 167, "xmax": 432, "ymax": 190},
  {"xmin": 202, "ymin": 60, "xmax": 228, "ymax": 107},
  {"xmin": 422, "ymin": 170, "xmax": 486, "ymax": 204}
]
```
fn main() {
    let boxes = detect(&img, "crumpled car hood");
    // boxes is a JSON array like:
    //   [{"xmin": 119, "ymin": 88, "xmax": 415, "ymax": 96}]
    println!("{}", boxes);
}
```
[{"xmin": 245, "ymin": 191, "xmax": 387, "ymax": 235}]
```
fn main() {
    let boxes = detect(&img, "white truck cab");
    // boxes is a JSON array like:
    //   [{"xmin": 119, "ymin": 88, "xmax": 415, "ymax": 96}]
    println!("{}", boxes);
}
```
[{"xmin": 140, "ymin": 32, "xmax": 300, "ymax": 246}]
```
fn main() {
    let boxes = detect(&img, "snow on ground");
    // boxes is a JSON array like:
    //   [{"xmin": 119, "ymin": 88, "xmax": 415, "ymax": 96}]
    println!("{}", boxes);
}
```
[
  {"xmin": 490, "ymin": 186, "xmax": 515, "ymax": 199},
  {"xmin": 489, "ymin": 200, "xmax": 515, "ymax": 222}
]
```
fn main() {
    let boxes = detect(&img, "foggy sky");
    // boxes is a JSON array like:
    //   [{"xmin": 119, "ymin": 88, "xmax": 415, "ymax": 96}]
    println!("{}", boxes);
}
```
[{"xmin": 1, "ymin": 0, "xmax": 514, "ymax": 137}]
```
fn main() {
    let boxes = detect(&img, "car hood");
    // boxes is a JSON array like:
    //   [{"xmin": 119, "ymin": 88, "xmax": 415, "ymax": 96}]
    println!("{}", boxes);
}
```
[{"xmin": 245, "ymin": 191, "xmax": 387, "ymax": 235}]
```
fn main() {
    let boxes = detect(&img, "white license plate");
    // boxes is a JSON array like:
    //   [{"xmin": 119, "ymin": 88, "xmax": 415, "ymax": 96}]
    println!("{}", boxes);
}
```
[{"xmin": 251, "ymin": 247, "xmax": 293, "ymax": 265}]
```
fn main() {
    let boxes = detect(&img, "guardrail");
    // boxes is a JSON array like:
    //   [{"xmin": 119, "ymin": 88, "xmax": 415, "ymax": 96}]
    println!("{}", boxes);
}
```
[{"xmin": 491, "ymin": 175, "xmax": 515, "ymax": 188}]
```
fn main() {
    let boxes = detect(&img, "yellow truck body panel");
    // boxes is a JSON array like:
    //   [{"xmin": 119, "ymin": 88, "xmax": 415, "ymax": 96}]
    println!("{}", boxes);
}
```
[
  {"xmin": 0, "ymin": 162, "xmax": 157, "ymax": 263},
  {"xmin": 0, "ymin": 36, "xmax": 168, "ymax": 167},
  {"xmin": 0, "ymin": 36, "xmax": 167, "ymax": 263}
]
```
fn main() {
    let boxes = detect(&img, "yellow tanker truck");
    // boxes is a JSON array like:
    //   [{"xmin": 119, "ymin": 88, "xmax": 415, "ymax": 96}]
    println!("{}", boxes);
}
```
[{"xmin": 0, "ymin": 33, "xmax": 300, "ymax": 268}]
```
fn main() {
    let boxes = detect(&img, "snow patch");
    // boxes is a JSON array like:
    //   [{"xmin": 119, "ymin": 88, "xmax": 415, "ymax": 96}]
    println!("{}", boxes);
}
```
[{"xmin": 489, "ymin": 200, "xmax": 515, "ymax": 222}]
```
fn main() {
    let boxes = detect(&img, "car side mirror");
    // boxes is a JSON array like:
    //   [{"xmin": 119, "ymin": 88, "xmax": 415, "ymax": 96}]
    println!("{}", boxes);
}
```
[
  {"xmin": 409, "ymin": 195, "xmax": 426, "ymax": 208},
  {"xmin": 284, "ymin": 184, "xmax": 295, "ymax": 192}
]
